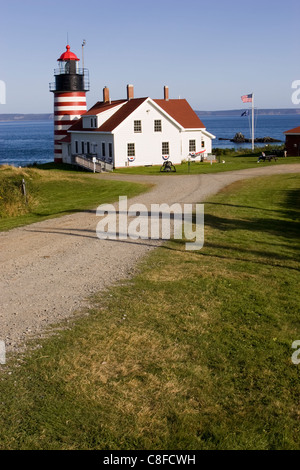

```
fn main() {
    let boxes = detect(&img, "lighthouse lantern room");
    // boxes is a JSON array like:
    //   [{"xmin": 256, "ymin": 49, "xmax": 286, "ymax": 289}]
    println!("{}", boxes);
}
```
[{"xmin": 49, "ymin": 45, "xmax": 89, "ymax": 162}]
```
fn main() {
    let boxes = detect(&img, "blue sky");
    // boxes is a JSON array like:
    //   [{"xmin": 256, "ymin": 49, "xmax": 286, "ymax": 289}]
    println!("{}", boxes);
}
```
[{"xmin": 1, "ymin": 0, "xmax": 299, "ymax": 113}]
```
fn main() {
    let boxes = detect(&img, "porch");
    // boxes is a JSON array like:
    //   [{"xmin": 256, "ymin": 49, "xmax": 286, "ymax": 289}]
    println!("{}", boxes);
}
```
[{"xmin": 71, "ymin": 154, "xmax": 113, "ymax": 173}]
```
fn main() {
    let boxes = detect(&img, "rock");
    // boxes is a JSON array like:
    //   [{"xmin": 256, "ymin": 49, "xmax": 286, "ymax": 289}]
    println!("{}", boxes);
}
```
[
  {"xmin": 224, "ymin": 133, "xmax": 282, "ymax": 143},
  {"xmin": 232, "ymin": 132, "xmax": 246, "ymax": 143},
  {"xmin": 254, "ymin": 136, "xmax": 281, "ymax": 143}
]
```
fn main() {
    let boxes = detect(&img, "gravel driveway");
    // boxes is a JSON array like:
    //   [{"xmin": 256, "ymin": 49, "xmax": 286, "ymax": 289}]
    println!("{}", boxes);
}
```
[{"xmin": 1, "ymin": 164, "xmax": 299, "ymax": 354}]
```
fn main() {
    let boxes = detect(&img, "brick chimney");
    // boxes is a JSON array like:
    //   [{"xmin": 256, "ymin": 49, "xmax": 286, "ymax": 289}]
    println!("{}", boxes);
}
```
[
  {"xmin": 103, "ymin": 86, "xmax": 110, "ymax": 103},
  {"xmin": 127, "ymin": 84, "xmax": 134, "ymax": 100},
  {"xmin": 164, "ymin": 85, "xmax": 169, "ymax": 101}
]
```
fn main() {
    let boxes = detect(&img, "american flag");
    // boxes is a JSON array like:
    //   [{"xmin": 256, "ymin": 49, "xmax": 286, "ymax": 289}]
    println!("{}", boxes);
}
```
[{"xmin": 241, "ymin": 94, "xmax": 253, "ymax": 103}]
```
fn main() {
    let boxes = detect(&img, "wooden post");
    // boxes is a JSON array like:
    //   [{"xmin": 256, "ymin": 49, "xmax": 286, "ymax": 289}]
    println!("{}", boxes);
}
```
[{"xmin": 21, "ymin": 178, "xmax": 27, "ymax": 204}]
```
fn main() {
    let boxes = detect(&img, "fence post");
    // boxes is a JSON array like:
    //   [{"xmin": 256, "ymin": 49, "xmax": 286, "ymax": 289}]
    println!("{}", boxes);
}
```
[{"xmin": 21, "ymin": 178, "xmax": 27, "ymax": 204}]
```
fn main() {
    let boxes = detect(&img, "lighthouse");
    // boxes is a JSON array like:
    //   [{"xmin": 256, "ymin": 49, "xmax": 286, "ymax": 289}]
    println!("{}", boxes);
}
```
[{"xmin": 49, "ymin": 45, "xmax": 89, "ymax": 162}]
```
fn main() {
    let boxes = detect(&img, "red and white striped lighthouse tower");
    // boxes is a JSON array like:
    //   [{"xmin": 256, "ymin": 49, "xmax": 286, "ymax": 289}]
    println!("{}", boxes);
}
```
[{"xmin": 49, "ymin": 45, "xmax": 89, "ymax": 162}]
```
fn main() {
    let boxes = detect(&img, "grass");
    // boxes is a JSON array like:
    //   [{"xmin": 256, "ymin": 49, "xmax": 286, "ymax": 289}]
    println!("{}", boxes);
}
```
[
  {"xmin": 0, "ymin": 173, "xmax": 299, "ymax": 450},
  {"xmin": 0, "ymin": 164, "xmax": 151, "ymax": 231},
  {"xmin": 113, "ymin": 148, "xmax": 300, "ymax": 175}
]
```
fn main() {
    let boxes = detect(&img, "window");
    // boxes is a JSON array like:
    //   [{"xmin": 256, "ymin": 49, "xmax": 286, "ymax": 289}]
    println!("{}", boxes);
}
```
[
  {"xmin": 162, "ymin": 142, "xmax": 169, "ymax": 155},
  {"xmin": 102, "ymin": 142, "xmax": 106, "ymax": 157},
  {"xmin": 75, "ymin": 141, "xmax": 78, "ymax": 154},
  {"xmin": 201, "ymin": 141, "xmax": 205, "ymax": 148},
  {"xmin": 90, "ymin": 118, "xmax": 97, "ymax": 128},
  {"xmin": 154, "ymin": 120, "xmax": 162, "ymax": 132},
  {"xmin": 134, "ymin": 120, "xmax": 142, "ymax": 133},
  {"xmin": 109, "ymin": 143, "xmax": 113, "ymax": 158},
  {"xmin": 189, "ymin": 140, "xmax": 196, "ymax": 152},
  {"xmin": 81, "ymin": 142, "xmax": 85, "ymax": 154},
  {"xmin": 87, "ymin": 142, "xmax": 90, "ymax": 154},
  {"xmin": 127, "ymin": 143, "xmax": 135, "ymax": 157}
]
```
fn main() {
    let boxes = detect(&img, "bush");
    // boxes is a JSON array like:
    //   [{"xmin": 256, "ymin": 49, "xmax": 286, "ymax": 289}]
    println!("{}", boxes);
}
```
[
  {"xmin": 0, "ymin": 168, "xmax": 36, "ymax": 218},
  {"xmin": 213, "ymin": 148, "xmax": 236, "ymax": 157}
]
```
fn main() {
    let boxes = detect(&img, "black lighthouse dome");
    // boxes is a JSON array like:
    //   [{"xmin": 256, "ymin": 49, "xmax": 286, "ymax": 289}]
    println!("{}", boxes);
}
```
[{"xmin": 49, "ymin": 44, "xmax": 89, "ymax": 93}]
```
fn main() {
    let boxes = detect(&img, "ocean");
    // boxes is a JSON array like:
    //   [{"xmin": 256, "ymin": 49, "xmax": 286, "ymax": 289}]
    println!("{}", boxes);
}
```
[
  {"xmin": 0, "ymin": 120, "xmax": 53, "ymax": 168},
  {"xmin": 198, "ymin": 114, "xmax": 300, "ymax": 150},
  {"xmin": 0, "ymin": 114, "xmax": 299, "ymax": 167}
]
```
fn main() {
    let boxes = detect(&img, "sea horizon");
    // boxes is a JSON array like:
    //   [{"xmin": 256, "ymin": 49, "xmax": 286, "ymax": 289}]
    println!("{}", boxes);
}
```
[
  {"xmin": 0, "ymin": 113, "xmax": 299, "ymax": 167},
  {"xmin": 1, "ymin": 107, "xmax": 300, "ymax": 121}
]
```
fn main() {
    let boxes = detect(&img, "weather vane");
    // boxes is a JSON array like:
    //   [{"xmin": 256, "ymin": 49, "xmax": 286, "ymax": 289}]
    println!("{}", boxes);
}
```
[{"xmin": 82, "ymin": 39, "xmax": 86, "ymax": 69}]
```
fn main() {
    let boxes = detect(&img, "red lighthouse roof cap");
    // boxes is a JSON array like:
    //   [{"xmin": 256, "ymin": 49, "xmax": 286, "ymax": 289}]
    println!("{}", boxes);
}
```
[{"xmin": 58, "ymin": 45, "xmax": 80, "ymax": 61}]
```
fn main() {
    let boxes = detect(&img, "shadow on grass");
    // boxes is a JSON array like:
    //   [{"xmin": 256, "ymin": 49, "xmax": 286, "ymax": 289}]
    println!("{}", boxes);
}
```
[
  {"xmin": 283, "ymin": 188, "xmax": 300, "ymax": 215},
  {"xmin": 33, "ymin": 163, "xmax": 89, "ymax": 172},
  {"xmin": 200, "ymin": 242, "xmax": 299, "ymax": 270},
  {"xmin": 203, "ymin": 213, "xmax": 300, "ymax": 240},
  {"xmin": 166, "ymin": 237, "xmax": 299, "ymax": 269},
  {"xmin": 32, "ymin": 209, "xmax": 97, "ymax": 217},
  {"xmin": 207, "ymin": 185, "xmax": 299, "ymax": 210}
]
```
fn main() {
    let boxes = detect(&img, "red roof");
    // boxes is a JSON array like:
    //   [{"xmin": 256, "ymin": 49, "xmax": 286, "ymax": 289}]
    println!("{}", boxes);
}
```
[
  {"xmin": 67, "ymin": 97, "xmax": 206, "ymax": 133},
  {"xmin": 153, "ymin": 99, "xmax": 205, "ymax": 128},
  {"xmin": 99, "ymin": 98, "xmax": 147, "ymax": 131},
  {"xmin": 284, "ymin": 125, "xmax": 300, "ymax": 134},
  {"xmin": 84, "ymin": 100, "xmax": 126, "ymax": 116},
  {"xmin": 58, "ymin": 45, "xmax": 79, "ymax": 62},
  {"xmin": 68, "ymin": 98, "xmax": 148, "ymax": 132}
]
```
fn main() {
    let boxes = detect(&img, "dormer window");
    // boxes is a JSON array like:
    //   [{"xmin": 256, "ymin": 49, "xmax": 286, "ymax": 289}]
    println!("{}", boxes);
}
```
[{"xmin": 90, "ymin": 117, "xmax": 97, "ymax": 128}]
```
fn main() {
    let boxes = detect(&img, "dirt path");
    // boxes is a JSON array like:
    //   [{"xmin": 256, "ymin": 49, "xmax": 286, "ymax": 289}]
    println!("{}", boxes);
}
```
[{"xmin": 1, "ymin": 164, "xmax": 300, "ymax": 353}]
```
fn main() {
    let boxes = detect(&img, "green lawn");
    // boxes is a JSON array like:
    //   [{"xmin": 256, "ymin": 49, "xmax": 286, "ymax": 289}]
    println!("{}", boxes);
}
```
[
  {"xmin": 114, "ymin": 150, "xmax": 299, "ymax": 175},
  {"xmin": 0, "ymin": 164, "xmax": 151, "ymax": 231},
  {"xmin": 0, "ymin": 173, "xmax": 299, "ymax": 450}
]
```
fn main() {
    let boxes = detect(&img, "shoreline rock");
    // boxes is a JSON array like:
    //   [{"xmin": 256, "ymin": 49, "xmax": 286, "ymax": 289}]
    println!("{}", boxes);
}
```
[{"xmin": 218, "ymin": 132, "xmax": 282, "ymax": 143}]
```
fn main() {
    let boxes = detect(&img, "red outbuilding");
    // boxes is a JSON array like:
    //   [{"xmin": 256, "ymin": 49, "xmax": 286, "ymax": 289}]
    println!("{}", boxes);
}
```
[{"xmin": 284, "ymin": 125, "xmax": 300, "ymax": 156}]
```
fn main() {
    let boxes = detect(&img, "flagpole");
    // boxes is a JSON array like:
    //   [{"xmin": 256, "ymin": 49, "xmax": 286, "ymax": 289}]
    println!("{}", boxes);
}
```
[{"xmin": 252, "ymin": 93, "xmax": 254, "ymax": 151}]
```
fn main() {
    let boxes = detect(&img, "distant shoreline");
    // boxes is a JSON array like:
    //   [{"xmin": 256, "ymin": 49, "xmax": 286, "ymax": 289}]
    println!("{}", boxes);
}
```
[
  {"xmin": 197, "ymin": 108, "xmax": 300, "ymax": 117},
  {"xmin": 0, "ymin": 108, "xmax": 300, "ymax": 121},
  {"xmin": 0, "ymin": 114, "xmax": 54, "ymax": 122}
]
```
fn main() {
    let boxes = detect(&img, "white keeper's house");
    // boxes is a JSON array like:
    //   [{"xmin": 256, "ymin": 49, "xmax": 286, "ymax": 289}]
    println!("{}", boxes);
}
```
[{"xmin": 60, "ymin": 84, "xmax": 215, "ymax": 169}]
